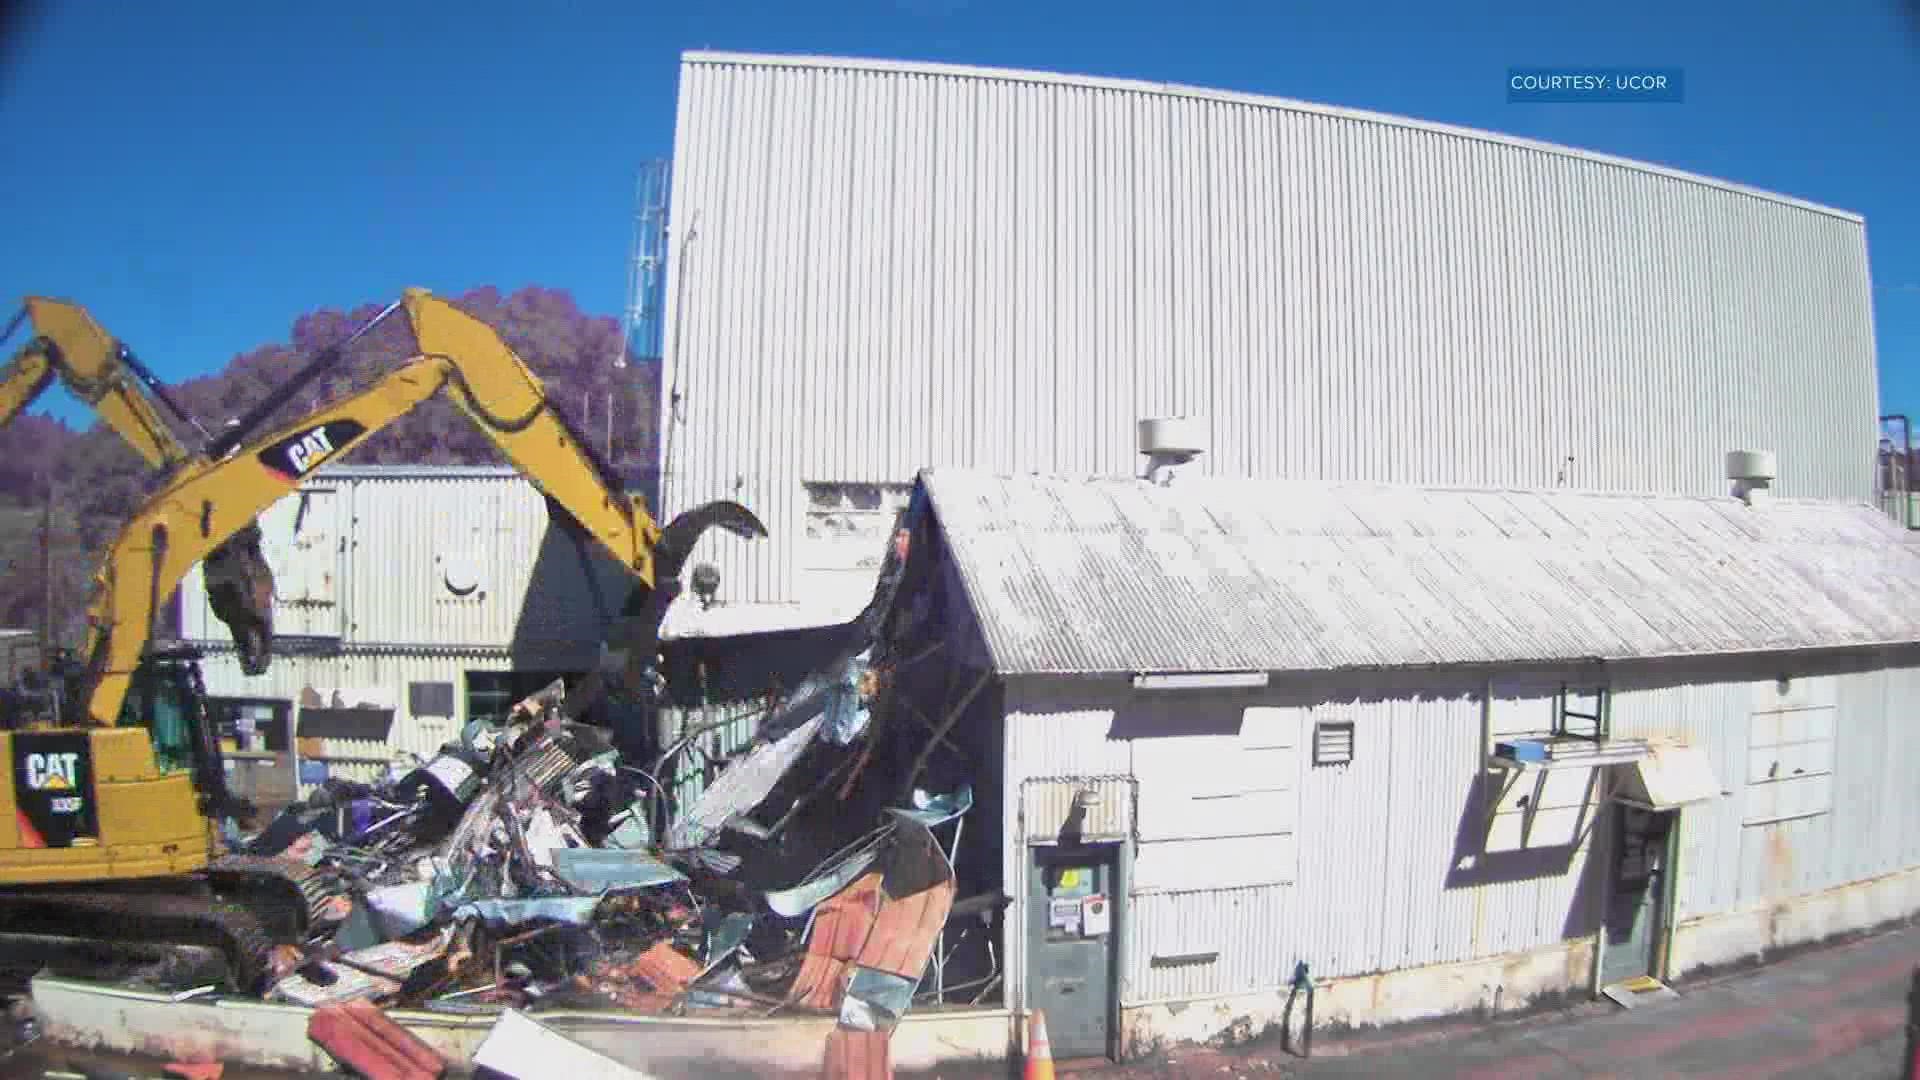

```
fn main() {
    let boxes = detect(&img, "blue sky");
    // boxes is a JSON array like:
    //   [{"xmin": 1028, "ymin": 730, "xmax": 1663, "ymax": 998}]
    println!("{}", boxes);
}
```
[{"xmin": 2, "ymin": 1, "xmax": 1915, "ymax": 428}]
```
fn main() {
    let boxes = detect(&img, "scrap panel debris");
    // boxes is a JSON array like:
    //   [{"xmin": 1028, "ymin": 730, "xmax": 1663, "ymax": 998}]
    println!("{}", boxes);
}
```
[
  {"xmin": 227, "ymin": 672, "xmax": 967, "ymax": 1024},
  {"xmin": 49, "ymin": 518, "xmax": 993, "ymax": 1078}
]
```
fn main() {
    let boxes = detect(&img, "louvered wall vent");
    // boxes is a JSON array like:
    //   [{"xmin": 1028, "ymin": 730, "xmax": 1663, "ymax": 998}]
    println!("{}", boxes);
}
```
[{"xmin": 1313, "ymin": 720, "xmax": 1356, "ymax": 766}]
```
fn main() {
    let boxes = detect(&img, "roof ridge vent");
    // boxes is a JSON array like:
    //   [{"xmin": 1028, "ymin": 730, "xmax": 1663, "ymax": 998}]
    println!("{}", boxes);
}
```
[
  {"xmin": 1726, "ymin": 449, "xmax": 1777, "ymax": 507},
  {"xmin": 1138, "ymin": 416, "xmax": 1205, "ymax": 486}
]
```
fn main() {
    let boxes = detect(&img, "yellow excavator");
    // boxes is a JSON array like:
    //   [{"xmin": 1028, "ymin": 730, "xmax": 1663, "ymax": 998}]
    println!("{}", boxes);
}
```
[
  {"xmin": 0, "ymin": 297, "xmax": 277, "ymax": 675},
  {"xmin": 0, "ymin": 288, "xmax": 766, "ymax": 992}
]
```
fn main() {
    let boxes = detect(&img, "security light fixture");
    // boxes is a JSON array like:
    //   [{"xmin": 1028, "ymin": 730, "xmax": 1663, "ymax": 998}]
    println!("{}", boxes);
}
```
[{"xmin": 691, "ymin": 563, "xmax": 721, "ymax": 609}]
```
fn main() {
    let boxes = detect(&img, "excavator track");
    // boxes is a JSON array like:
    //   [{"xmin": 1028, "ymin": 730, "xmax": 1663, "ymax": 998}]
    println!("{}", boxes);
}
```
[
  {"xmin": 208, "ymin": 853, "xmax": 354, "ymax": 938},
  {"xmin": 0, "ymin": 858, "xmax": 352, "ymax": 994},
  {"xmin": 0, "ymin": 882, "xmax": 281, "ymax": 993}
]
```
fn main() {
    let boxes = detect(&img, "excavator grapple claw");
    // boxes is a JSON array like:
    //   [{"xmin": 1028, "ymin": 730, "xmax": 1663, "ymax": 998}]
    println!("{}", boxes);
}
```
[
  {"xmin": 656, "ymin": 498, "xmax": 769, "ymax": 581},
  {"xmin": 203, "ymin": 522, "xmax": 276, "ymax": 676}
]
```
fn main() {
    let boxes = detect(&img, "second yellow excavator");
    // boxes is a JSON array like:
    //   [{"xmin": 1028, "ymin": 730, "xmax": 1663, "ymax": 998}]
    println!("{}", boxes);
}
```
[
  {"xmin": 0, "ymin": 288, "xmax": 767, "ymax": 991},
  {"xmin": 0, "ymin": 297, "xmax": 277, "ymax": 675}
]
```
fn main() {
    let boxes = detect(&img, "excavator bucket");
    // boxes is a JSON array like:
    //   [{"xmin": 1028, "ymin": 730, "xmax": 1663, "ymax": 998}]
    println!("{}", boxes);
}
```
[{"xmin": 202, "ymin": 522, "xmax": 275, "ymax": 676}]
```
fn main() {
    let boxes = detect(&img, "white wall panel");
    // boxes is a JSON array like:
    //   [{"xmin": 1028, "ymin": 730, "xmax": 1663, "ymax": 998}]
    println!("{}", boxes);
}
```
[
  {"xmin": 195, "ymin": 647, "xmax": 500, "ymax": 770},
  {"xmin": 1006, "ymin": 662, "xmax": 1920, "ymax": 1008},
  {"xmin": 181, "ymin": 467, "xmax": 623, "ymax": 664},
  {"xmin": 660, "ymin": 53, "xmax": 1881, "ymax": 607},
  {"xmin": 1002, "ymin": 685, "xmax": 1602, "ymax": 1007}
]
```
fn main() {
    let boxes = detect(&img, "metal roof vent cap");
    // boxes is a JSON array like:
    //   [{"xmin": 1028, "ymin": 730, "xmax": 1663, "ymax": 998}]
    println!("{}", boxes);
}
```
[
  {"xmin": 1138, "ymin": 416, "xmax": 1205, "ymax": 487},
  {"xmin": 1727, "ymin": 449, "xmax": 1778, "ymax": 507}
]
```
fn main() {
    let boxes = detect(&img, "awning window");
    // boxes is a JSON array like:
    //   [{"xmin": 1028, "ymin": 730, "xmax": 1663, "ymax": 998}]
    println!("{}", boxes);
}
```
[{"xmin": 1613, "ymin": 743, "xmax": 1723, "ymax": 812}]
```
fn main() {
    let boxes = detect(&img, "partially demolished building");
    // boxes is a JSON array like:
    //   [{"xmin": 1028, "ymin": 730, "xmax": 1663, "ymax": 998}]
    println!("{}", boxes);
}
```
[
  {"xmin": 134, "ymin": 49, "xmax": 1905, "ymax": 1072},
  {"xmin": 87, "ymin": 458, "xmax": 1920, "ymax": 1072}
]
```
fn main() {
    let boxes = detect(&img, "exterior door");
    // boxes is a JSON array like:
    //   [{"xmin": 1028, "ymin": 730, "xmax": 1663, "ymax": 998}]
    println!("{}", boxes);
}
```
[
  {"xmin": 1601, "ymin": 805, "xmax": 1673, "ymax": 985},
  {"xmin": 1026, "ymin": 846, "xmax": 1117, "ymax": 1060}
]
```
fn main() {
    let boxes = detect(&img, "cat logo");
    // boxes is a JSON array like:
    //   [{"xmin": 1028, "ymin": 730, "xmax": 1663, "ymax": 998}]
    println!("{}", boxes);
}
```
[
  {"xmin": 258, "ymin": 419, "xmax": 367, "ymax": 481},
  {"xmin": 285, "ymin": 428, "xmax": 335, "ymax": 474},
  {"xmin": 24, "ymin": 751, "xmax": 82, "ymax": 791}
]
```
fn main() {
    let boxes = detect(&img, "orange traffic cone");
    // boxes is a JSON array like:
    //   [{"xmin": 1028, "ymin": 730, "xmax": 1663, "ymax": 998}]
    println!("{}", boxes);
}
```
[{"xmin": 1025, "ymin": 1008, "xmax": 1055, "ymax": 1080}]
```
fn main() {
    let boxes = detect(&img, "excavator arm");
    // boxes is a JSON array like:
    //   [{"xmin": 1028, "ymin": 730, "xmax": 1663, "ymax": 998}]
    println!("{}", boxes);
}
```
[
  {"xmin": 0, "ymin": 297, "xmax": 193, "ymax": 471},
  {"xmin": 0, "ymin": 297, "xmax": 278, "ymax": 676},
  {"xmin": 76, "ymin": 287, "xmax": 765, "ymax": 726}
]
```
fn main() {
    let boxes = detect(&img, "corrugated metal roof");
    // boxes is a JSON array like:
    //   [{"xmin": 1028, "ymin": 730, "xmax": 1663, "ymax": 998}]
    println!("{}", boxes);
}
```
[{"xmin": 921, "ymin": 469, "xmax": 1920, "ymax": 676}]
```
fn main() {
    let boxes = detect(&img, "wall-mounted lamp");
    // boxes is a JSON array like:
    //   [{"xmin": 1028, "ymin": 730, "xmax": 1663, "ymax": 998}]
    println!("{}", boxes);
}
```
[{"xmin": 1131, "ymin": 671, "xmax": 1269, "ymax": 691}]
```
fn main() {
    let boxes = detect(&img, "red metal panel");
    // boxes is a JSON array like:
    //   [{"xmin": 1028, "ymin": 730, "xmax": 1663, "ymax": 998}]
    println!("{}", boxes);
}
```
[
  {"xmin": 787, "ymin": 870, "xmax": 884, "ymax": 1010},
  {"xmin": 307, "ymin": 1000, "xmax": 447, "ymax": 1080},
  {"xmin": 858, "ymin": 878, "xmax": 955, "ymax": 979},
  {"xmin": 821, "ymin": 1027, "xmax": 893, "ymax": 1080},
  {"xmin": 630, "ymin": 939, "xmax": 703, "ymax": 995}
]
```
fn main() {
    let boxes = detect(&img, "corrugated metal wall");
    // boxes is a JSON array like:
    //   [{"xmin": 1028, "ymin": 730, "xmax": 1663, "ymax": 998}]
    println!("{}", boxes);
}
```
[
  {"xmin": 181, "ymin": 466, "xmax": 625, "ymax": 660},
  {"xmin": 1004, "ymin": 663, "xmax": 1920, "ymax": 1008},
  {"xmin": 178, "ymin": 466, "xmax": 627, "ymax": 782},
  {"xmin": 1612, "ymin": 671, "xmax": 1920, "ymax": 922},
  {"xmin": 660, "ymin": 51, "xmax": 1881, "ymax": 607},
  {"xmin": 195, "ymin": 647, "xmax": 503, "ymax": 793}
]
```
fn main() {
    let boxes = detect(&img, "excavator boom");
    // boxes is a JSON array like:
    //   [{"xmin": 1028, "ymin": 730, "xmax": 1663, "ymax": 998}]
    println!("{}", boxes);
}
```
[
  {"xmin": 1, "ymin": 297, "xmax": 277, "ymax": 675},
  {"xmin": 78, "ymin": 287, "xmax": 765, "ymax": 727},
  {"xmin": 1, "ymin": 298, "xmax": 193, "ymax": 471},
  {"xmin": 0, "ymin": 287, "xmax": 764, "ymax": 993}
]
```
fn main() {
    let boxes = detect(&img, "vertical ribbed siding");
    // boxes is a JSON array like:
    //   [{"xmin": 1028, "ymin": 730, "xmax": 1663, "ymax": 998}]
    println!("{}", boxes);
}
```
[
  {"xmin": 659, "ymin": 55, "xmax": 1880, "ymax": 608},
  {"xmin": 1000, "ymin": 699, "xmax": 1132, "ymax": 1012},
  {"xmin": 1605, "ymin": 669, "xmax": 1920, "ymax": 923},
  {"xmin": 1006, "ymin": 664, "xmax": 1920, "ymax": 1007},
  {"xmin": 344, "ymin": 474, "xmax": 625, "ymax": 658},
  {"xmin": 1007, "ymin": 690, "xmax": 1603, "ymax": 1006},
  {"xmin": 195, "ymin": 648, "xmax": 494, "ymax": 779},
  {"xmin": 181, "ymin": 468, "xmax": 619, "ymax": 664}
]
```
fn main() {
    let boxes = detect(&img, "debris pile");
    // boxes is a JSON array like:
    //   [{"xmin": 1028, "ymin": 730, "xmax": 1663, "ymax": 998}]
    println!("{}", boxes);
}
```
[{"xmin": 228, "ymin": 667, "xmax": 969, "ymax": 1035}]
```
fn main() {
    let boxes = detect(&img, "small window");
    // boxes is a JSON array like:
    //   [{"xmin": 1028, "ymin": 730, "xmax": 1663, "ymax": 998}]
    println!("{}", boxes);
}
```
[
  {"xmin": 1557, "ymin": 687, "xmax": 1608, "ymax": 740},
  {"xmin": 409, "ymin": 681, "xmax": 456, "ymax": 717},
  {"xmin": 1313, "ymin": 720, "xmax": 1355, "ymax": 766}
]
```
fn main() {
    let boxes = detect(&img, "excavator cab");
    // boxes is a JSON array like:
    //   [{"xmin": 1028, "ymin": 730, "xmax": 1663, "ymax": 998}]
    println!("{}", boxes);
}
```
[{"xmin": 110, "ymin": 646, "xmax": 247, "ymax": 823}]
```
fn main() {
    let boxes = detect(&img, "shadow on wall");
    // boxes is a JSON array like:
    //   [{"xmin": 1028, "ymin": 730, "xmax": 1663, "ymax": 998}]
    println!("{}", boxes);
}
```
[
  {"xmin": 1106, "ymin": 696, "xmax": 1244, "ymax": 740},
  {"xmin": 1442, "ymin": 769, "xmax": 1608, "ymax": 941},
  {"xmin": 509, "ymin": 515, "xmax": 638, "ymax": 669},
  {"xmin": 1100, "ymin": 684, "xmax": 1610, "ymax": 940}
]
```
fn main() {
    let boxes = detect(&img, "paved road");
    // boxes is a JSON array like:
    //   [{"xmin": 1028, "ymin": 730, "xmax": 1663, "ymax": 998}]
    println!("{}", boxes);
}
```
[{"xmin": 1076, "ymin": 923, "xmax": 1920, "ymax": 1079}]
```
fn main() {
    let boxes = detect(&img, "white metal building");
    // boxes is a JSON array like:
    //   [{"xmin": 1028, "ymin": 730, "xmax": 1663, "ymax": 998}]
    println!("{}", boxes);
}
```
[
  {"xmin": 902, "ymin": 464, "xmax": 1920, "ymax": 1059},
  {"xmin": 656, "ymin": 50, "xmax": 1881, "ymax": 616},
  {"xmin": 178, "ymin": 465, "xmax": 633, "ymax": 789}
]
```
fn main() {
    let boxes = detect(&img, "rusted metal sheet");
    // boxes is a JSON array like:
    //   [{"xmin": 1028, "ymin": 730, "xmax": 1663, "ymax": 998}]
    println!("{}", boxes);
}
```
[
  {"xmin": 924, "ymin": 469, "xmax": 1920, "ymax": 677},
  {"xmin": 661, "ymin": 51, "xmax": 1877, "ymax": 610},
  {"xmin": 821, "ymin": 1027, "xmax": 893, "ymax": 1080},
  {"xmin": 856, "ymin": 874, "xmax": 954, "ymax": 980},
  {"xmin": 788, "ymin": 871, "xmax": 885, "ymax": 1011},
  {"xmin": 308, "ymin": 999, "xmax": 448, "ymax": 1080},
  {"xmin": 629, "ymin": 940, "xmax": 703, "ymax": 997}
]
